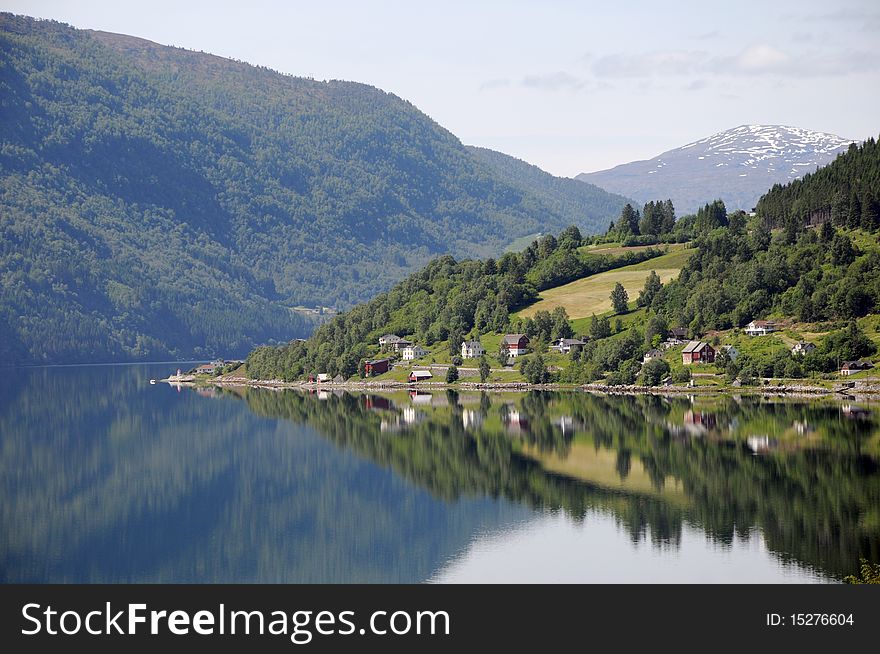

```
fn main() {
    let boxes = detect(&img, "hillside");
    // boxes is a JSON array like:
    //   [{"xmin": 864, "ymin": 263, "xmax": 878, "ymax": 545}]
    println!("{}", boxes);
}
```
[
  {"xmin": 245, "ymin": 227, "xmax": 668, "ymax": 382},
  {"xmin": 467, "ymin": 146, "xmax": 635, "ymax": 234},
  {"xmin": 756, "ymin": 136, "xmax": 879, "ymax": 230},
  {"xmin": 0, "ymin": 14, "xmax": 628, "ymax": 364},
  {"xmin": 517, "ymin": 245, "xmax": 693, "ymax": 320},
  {"xmin": 577, "ymin": 125, "xmax": 855, "ymax": 214}
]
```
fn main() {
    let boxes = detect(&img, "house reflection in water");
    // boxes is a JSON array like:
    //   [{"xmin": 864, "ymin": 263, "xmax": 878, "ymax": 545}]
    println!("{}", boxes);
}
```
[
  {"xmin": 502, "ymin": 407, "xmax": 530, "ymax": 435},
  {"xmin": 792, "ymin": 420, "xmax": 814, "ymax": 435},
  {"xmin": 380, "ymin": 405, "xmax": 424, "ymax": 433},
  {"xmin": 841, "ymin": 404, "xmax": 871, "ymax": 419},
  {"xmin": 554, "ymin": 415, "xmax": 579, "ymax": 437},
  {"xmin": 462, "ymin": 409, "xmax": 483, "ymax": 430},
  {"xmin": 747, "ymin": 435, "xmax": 778, "ymax": 453},
  {"xmin": 364, "ymin": 395, "xmax": 392, "ymax": 411}
]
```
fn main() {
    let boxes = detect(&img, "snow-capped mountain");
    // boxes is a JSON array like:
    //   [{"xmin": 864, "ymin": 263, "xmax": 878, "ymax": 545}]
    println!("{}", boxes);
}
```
[{"xmin": 576, "ymin": 125, "xmax": 856, "ymax": 215}]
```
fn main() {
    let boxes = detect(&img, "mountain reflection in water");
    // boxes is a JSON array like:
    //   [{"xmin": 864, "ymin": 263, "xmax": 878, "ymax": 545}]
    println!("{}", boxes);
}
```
[{"xmin": 1, "ymin": 365, "xmax": 878, "ymax": 583}]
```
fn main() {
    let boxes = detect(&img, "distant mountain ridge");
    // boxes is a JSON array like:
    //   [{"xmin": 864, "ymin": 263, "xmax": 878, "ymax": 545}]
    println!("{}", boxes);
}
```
[
  {"xmin": 577, "ymin": 125, "xmax": 856, "ymax": 214},
  {"xmin": 0, "ymin": 14, "xmax": 627, "ymax": 363},
  {"xmin": 467, "ymin": 146, "xmax": 636, "ymax": 233}
]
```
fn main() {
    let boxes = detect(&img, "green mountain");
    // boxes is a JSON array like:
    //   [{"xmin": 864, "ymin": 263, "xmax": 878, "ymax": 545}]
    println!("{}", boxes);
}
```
[
  {"xmin": 467, "ymin": 146, "xmax": 635, "ymax": 235},
  {"xmin": 0, "ymin": 14, "xmax": 629, "ymax": 364}
]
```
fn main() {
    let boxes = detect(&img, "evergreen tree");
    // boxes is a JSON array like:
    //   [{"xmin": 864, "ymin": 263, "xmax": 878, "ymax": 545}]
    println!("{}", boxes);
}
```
[
  {"xmin": 550, "ymin": 306, "xmax": 573, "ymax": 340},
  {"xmin": 638, "ymin": 271, "xmax": 662, "ymax": 307},
  {"xmin": 478, "ymin": 357, "xmax": 491, "ymax": 383},
  {"xmin": 610, "ymin": 282, "xmax": 629, "ymax": 313},
  {"xmin": 446, "ymin": 365, "xmax": 459, "ymax": 383}
]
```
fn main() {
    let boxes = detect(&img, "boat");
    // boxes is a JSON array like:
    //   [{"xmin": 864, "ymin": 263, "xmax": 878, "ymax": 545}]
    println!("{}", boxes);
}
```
[{"xmin": 149, "ymin": 379, "xmax": 157, "ymax": 385}]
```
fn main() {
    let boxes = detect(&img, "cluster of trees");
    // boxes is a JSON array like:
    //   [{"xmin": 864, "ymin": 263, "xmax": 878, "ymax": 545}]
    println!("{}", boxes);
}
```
[
  {"xmin": 648, "ymin": 202, "xmax": 880, "ymax": 336},
  {"xmin": 605, "ymin": 199, "xmax": 678, "ymax": 241},
  {"xmin": 0, "ymin": 15, "xmax": 632, "ymax": 363}
]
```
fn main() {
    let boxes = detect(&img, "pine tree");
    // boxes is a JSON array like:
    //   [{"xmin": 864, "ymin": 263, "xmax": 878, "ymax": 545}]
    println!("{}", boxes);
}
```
[
  {"xmin": 638, "ymin": 271, "xmax": 662, "ymax": 307},
  {"xmin": 610, "ymin": 282, "xmax": 629, "ymax": 313}
]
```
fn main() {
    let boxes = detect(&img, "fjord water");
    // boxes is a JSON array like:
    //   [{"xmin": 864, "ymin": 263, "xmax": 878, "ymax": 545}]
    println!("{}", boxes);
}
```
[{"xmin": 2, "ymin": 365, "xmax": 878, "ymax": 583}]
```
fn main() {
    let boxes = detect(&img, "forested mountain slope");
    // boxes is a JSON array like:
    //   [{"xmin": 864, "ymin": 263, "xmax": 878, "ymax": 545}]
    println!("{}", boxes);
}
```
[{"xmin": 0, "ymin": 14, "xmax": 627, "ymax": 363}]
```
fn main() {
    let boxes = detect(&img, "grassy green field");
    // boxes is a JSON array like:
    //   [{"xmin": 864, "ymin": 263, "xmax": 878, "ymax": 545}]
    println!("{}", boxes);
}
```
[{"xmin": 517, "ymin": 247, "xmax": 695, "ymax": 320}]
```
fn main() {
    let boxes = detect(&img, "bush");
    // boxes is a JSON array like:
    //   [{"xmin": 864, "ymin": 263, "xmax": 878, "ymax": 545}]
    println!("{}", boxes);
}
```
[
  {"xmin": 446, "ymin": 366, "xmax": 459, "ymax": 383},
  {"xmin": 639, "ymin": 358, "xmax": 671, "ymax": 386},
  {"xmin": 672, "ymin": 368, "xmax": 691, "ymax": 383}
]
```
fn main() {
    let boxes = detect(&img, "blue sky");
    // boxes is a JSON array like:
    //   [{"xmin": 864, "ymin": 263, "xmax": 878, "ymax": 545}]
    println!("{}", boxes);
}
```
[{"xmin": 4, "ymin": 0, "xmax": 879, "ymax": 175}]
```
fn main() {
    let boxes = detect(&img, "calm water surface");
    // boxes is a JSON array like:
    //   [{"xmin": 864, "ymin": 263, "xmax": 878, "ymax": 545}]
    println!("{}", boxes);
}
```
[{"xmin": 2, "ymin": 364, "xmax": 878, "ymax": 583}]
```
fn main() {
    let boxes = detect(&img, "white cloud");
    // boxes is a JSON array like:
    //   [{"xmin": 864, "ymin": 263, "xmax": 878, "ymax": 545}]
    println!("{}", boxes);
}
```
[{"xmin": 592, "ymin": 44, "xmax": 879, "ymax": 78}]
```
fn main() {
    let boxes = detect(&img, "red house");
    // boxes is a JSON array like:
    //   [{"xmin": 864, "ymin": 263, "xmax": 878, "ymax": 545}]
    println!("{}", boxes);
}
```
[
  {"xmin": 364, "ymin": 358, "xmax": 390, "ymax": 376},
  {"xmin": 681, "ymin": 341, "xmax": 715, "ymax": 365}
]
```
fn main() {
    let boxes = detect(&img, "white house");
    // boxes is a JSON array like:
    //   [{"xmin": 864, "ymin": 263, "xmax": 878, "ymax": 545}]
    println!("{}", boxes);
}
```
[
  {"xmin": 643, "ymin": 348, "xmax": 663, "ymax": 364},
  {"xmin": 553, "ymin": 338, "xmax": 586, "ymax": 354},
  {"xmin": 401, "ymin": 344, "xmax": 428, "ymax": 360},
  {"xmin": 378, "ymin": 334, "xmax": 401, "ymax": 348},
  {"xmin": 316, "ymin": 373, "xmax": 331, "ymax": 383},
  {"xmin": 461, "ymin": 340, "xmax": 485, "ymax": 358},
  {"xmin": 744, "ymin": 320, "xmax": 778, "ymax": 336},
  {"xmin": 791, "ymin": 341, "xmax": 815, "ymax": 356}
]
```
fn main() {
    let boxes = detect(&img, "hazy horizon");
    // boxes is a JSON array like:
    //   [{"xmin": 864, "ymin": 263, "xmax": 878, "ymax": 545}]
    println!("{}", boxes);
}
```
[{"xmin": 2, "ymin": 0, "xmax": 878, "ymax": 177}]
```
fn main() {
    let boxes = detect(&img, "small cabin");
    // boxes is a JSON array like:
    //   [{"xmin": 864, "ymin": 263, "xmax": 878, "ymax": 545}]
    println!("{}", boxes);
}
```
[
  {"xmin": 409, "ymin": 369, "xmax": 433, "ymax": 383},
  {"xmin": 316, "ymin": 373, "xmax": 331, "ymax": 383},
  {"xmin": 196, "ymin": 363, "xmax": 217, "ymax": 375},
  {"xmin": 643, "ymin": 348, "xmax": 663, "ymax": 364}
]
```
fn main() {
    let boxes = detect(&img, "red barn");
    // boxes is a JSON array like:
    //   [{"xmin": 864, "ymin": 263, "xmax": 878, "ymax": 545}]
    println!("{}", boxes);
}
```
[
  {"xmin": 681, "ymin": 341, "xmax": 715, "ymax": 365},
  {"xmin": 364, "ymin": 358, "xmax": 390, "ymax": 376}
]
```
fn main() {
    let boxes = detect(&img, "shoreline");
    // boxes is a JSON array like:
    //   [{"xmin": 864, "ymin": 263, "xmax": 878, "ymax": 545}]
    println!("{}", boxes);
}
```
[{"xmin": 161, "ymin": 375, "xmax": 880, "ymax": 400}]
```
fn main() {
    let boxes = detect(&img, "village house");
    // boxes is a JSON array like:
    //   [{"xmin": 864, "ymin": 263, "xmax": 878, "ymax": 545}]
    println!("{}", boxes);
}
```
[
  {"xmin": 401, "ymin": 344, "xmax": 428, "ymax": 360},
  {"xmin": 461, "ymin": 340, "xmax": 485, "ymax": 358},
  {"xmin": 195, "ymin": 363, "xmax": 217, "ymax": 375},
  {"xmin": 392, "ymin": 338, "xmax": 413, "ymax": 352},
  {"xmin": 378, "ymin": 334, "xmax": 401, "ymax": 348},
  {"xmin": 840, "ymin": 360, "xmax": 873, "ymax": 376},
  {"xmin": 316, "ymin": 373, "xmax": 331, "ymax": 383},
  {"xmin": 501, "ymin": 334, "xmax": 530, "ymax": 357},
  {"xmin": 364, "ymin": 358, "xmax": 390, "ymax": 376},
  {"xmin": 720, "ymin": 345, "xmax": 739, "ymax": 361},
  {"xmin": 552, "ymin": 338, "xmax": 586, "ymax": 354},
  {"xmin": 681, "ymin": 341, "xmax": 716, "ymax": 365},
  {"xmin": 643, "ymin": 348, "xmax": 663, "ymax": 364},
  {"xmin": 667, "ymin": 327, "xmax": 689, "ymax": 343},
  {"xmin": 408, "ymin": 369, "xmax": 433, "ymax": 383},
  {"xmin": 791, "ymin": 341, "xmax": 816, "ymax": 356},
  {"xmin": 744, "ymin": 320, "xmax": 778, "ymax": 336}
]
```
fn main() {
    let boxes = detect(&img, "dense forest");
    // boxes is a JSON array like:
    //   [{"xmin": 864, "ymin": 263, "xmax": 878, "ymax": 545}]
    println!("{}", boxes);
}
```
[
  {"xmin": 0, "ymin": 14, "xmax": 628, "ymax": 363},
  {"xmin": 757, "ymin": 137, "xmax": 880, "ymax": 231}
]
